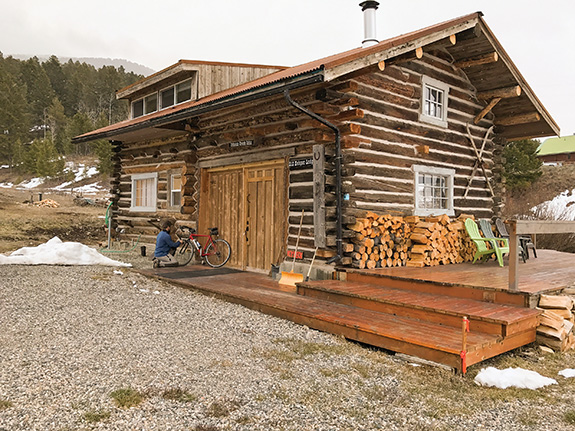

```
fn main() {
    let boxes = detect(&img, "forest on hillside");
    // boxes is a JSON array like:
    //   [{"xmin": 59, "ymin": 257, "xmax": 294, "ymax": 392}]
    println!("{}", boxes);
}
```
[{"xmin": 0, "ymin": 53, "xmax": 142, "ymax": 177}]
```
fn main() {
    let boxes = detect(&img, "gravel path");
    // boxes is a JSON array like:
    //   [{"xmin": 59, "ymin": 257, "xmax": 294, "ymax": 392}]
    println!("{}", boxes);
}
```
[{"xmin": 1, "ymin": 251, "xmax": 574, "ymax": 430}]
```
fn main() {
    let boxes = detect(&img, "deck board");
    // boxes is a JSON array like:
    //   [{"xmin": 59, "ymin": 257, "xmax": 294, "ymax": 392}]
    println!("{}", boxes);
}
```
[
  {"xmin": 140, "ymin": 266, "xmax": 498, "ymax": 356},
  {"xmin": 345, "ymin": 249, "xmax": 575, "ymax": 295},
  {"xmin": 136, "ymin": 251, "xmax": 568, "ymax": 371},
  {"xmin": 298, "ymin": 280, "xmax": 540, "ymax": 326}
]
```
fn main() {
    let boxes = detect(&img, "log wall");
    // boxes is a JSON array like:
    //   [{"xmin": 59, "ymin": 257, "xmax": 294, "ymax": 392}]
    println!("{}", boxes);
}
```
[
  {"xmin": 112, "ymin": 50, "xmax": 507, "ymax": 269},
  {"xmin": 345, "ymin": 50, "xmax": 501, "ymax": 220}
]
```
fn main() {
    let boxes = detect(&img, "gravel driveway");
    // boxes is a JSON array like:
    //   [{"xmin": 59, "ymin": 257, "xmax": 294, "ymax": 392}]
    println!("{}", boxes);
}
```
[{"xmin": 1, "ymin": 252, "xmax": 574, "ymax": 430}]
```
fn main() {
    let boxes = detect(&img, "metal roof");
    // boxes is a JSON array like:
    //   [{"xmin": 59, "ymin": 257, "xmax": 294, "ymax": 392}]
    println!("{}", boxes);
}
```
[
  {"xmin": 73, "ymin": 11, "xmax": 559, "ymax": 144},
  {"xmin": 538, "ymin": 135, "xmax": 575, "ymax": 156}
]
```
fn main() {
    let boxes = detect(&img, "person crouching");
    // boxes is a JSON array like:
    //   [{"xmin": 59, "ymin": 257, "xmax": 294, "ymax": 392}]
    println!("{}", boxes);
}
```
[{"xmin": 153, "ymin": 219, "xmax": 181, "ymax": 268}]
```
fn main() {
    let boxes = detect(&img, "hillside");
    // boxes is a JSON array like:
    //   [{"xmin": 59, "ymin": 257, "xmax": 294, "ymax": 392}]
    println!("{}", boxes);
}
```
[{"xmin": 9, "ymin": 54, "xmax": 155, "ymax": 76}]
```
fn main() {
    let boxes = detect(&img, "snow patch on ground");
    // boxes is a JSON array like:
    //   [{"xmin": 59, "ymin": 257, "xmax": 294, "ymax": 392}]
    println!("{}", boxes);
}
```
[
  {"xmin": 0, "ymin": 237, "xmax": 130, "ymax": 267},
  {"xmin": 531, "ymin": 189, "xmax": 575, "ymax": 221},
  {"xmin": 0, "ymin": 182, "xmax": 14, "ymax": 188},
  {"xmin": 17, "ymin": 177, "xmax": 44, "ymax": 189},
  {"xmin": 558, "ymin": 369, "xmax": 575, "ymax": 378},
  {"xmin": 474, "ymin": 367, "xmax": 557, "ymax": 389}
]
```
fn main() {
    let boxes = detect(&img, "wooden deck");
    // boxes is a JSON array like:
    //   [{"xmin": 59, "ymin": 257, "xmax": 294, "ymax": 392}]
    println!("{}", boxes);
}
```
[{"xmin": 138, "ymin": 249, "xmax": 575, "ymax": 373}]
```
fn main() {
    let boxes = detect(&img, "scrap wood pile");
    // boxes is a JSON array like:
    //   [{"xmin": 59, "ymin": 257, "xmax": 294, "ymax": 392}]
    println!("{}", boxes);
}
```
[
  {"xmin": 33, "ymin": 199, "xmax": 60, "ymax": 208},
  {"xmin": 345, "ymin": 211, "xmax": 477, "ymax": 269},
  {"xmin": 537, "ymin": 293, "xmax": 575, "ymax": 352}
]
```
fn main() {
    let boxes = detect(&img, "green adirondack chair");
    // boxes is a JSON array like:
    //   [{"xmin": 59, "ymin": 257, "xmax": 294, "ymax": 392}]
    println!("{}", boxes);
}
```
[{"xmin": 464, "ymin": 218, "xmax": 508, "ymax": 267}]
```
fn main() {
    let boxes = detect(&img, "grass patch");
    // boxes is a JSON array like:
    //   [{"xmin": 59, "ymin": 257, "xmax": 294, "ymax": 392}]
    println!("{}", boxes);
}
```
[
  {"xmin": 205, "ymin": 399, "xmax": 241, "ymax": 418},
  {"xmin": 193, "ymin": 426, "xmax": 220, "ymax": 431},
  {"xmin": 161, "ymin": 388, "xmax": 197, "ymax": 403},
  {"xmin": 255, "ymin": 337, "xmax": 350, "ymax": 364},
  {"xmin": 110, "ymin": 388, "xmax": 145, "ymax": 408},
  {"xmin": 83, "ymin": 409, "xmax": 111, "ymax": 423},
  {"xmin": 564, "ymin": 410, "xmax": 575, "ymax": 425},
  {"xmin": 0, "ymin": 399, "xmax": 13, "ymax": 410}
]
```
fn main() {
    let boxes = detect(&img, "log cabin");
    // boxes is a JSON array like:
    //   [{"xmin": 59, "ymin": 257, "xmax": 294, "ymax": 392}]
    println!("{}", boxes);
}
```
[{"xmin": 73, "ymin": 7, "xmax": 559, "ymax": 279}]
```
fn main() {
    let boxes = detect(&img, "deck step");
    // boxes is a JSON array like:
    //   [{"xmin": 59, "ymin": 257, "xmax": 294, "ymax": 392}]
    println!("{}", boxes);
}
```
[
  {"xmin": 140, "ymin": 267, "xmax": 540, "ymax": 372},
  {"xmin": 298, "ymin": 280, "xmax": 541, "ymax": 337},
  {"xmin": 342, "ymin": 269, "xmax": 531, "ymax": 307}
]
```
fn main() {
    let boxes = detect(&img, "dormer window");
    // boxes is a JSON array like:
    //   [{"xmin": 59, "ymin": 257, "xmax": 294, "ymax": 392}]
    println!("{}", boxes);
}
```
[
  {"xmin": 176, "ymin": 80, "xmax": 192, "ymax": 104},
  {"xmin": 160, "ymin": 87, "xmax": 175, "ymax": 109},
  {"xmin": 131, "ymin": 78, "xmax": 194, "ymax": 119},
  {"xmin": 144, "ymin": 93, "xmax": 158, "ymax": 114}
]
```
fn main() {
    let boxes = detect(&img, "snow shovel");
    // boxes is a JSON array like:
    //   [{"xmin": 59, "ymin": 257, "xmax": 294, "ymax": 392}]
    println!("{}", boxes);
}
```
[
  {"xmin": 279, "ymin": 210, "xmax": 304, "ymax": 287},
  {"xmin": 305, "ymin": 247, "xmax": 318, "ymax": 282}
]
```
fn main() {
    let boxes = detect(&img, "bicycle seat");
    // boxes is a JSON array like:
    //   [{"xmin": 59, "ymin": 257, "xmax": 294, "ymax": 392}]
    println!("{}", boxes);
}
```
[{"xmin": 209, "ymin": 227, "xmax": 219, "ymax": 236}]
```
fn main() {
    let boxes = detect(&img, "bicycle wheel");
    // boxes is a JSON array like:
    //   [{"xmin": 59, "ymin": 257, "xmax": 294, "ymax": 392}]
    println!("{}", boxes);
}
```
[
  {"xmin": 174, "ymin": 240, "xmax": 195, "ymax": 266},
  {"xmin": 204, "ymin": 239, "xmax": 231, "ymax": 268}
]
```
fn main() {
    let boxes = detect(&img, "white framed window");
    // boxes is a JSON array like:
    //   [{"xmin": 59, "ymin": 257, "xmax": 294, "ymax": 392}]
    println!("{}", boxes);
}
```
[
  {"xmin": 131, "ymin": 172, "xmax": 157, "ymax": 212},
  {"xmin": 169, "ymin": 173, "xmax": 182, "ymax": 210},
  {"xmin": 413, "ymin": 165, "xmax": 455, "ymax": 216},
  {"xmin": 131, "ymin": 78, "xmax": 194, "ymax": 118},
  {"xmin": 420, "ymin": 76, "xmax": 449, "ymax": 128}
]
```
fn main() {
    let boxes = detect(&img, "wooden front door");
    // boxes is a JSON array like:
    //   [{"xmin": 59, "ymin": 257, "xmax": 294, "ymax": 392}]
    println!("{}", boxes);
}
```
[{"xmin": 200, "ymin": 160, "xmax": 287, "ymax": 271}]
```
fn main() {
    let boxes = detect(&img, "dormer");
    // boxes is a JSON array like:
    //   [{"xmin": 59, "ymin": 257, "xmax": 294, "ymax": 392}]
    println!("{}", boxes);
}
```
[{"xmin": 116, "ymin": 60, "xmax": 285, "ymax": 120}]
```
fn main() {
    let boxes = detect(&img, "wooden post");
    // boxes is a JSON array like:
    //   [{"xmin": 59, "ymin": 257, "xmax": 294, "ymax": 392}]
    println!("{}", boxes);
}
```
[
  {"xmin": 508, "ymin": 220, "xmax": 519, "ymax": 291},
  {"xmin": 461, "ymin": 316, "xmax": 469, "ymax": 375},
  {"xmin": 313, "ymin": 144, "xmax": 326, "ymax": 248}
]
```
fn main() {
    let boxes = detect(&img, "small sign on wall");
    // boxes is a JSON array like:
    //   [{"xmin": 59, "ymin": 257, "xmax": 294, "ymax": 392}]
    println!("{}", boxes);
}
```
[
  {"xmin": 289, "ymin": 158, "xmax": 313, "ymax": 170},
  {"xmin": 287, "ymin": 250, "xmax": 303, "ymax": 259},
  {"xmin": 229, "ymin": 140, "xmax": 254, "ymax": 148}
]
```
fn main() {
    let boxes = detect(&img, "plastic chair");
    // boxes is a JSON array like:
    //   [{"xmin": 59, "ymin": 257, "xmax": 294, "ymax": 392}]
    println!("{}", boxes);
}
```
[
  {"xmin": 479, "ymin": 219, "xmax": 522, "ymax": 263},
  {"xmin": 494, "ymin": 218, "xmax": 537, "ymax": 259},
  {"xmin": 465, "ymin": 218, "xmax": 508, "ymax": 267}
]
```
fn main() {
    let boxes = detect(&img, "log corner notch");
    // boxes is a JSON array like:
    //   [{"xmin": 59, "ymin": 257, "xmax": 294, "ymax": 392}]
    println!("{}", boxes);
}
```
[{"xmin": 474, "ymin": 85, "xmax": 522, "ymax": 125}]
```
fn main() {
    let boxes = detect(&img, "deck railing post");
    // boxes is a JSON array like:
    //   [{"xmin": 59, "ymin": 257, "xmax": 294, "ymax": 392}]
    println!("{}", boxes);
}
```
[
  {"xmin": 508, "ymin": 220, "xmax": 519, "ymax": 291},
  {"xmin": 460, "ymin": 316, "xmax": 469, "ymax": 375}
]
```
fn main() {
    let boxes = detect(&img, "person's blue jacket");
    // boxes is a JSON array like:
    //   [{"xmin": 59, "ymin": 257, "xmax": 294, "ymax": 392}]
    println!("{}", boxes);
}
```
[{"xmin": 154, "ymin": 230, "xmax": 181, "ymax": 257}]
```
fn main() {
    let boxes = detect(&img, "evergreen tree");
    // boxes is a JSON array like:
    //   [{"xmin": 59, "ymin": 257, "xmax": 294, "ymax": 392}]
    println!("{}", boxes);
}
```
[
  {"xmin": 91, "ymin": 113, "xmax": 113, "ymax": 176},
  {"xmin": 503, "ymin": 139, "xmax": 543, "ymax": 191},
  {"xmin": 20, "ymin": 57, "xmax": 55, "ymax": 130},
  {"xmin": 0, "ymin": 55, "xmax": 29, "ymax": 166},
  {"xmin": 42, "ymin": 56, "xmax": 70, "ymax": 115},
  {"xmin": 68, "ymin": 111, "xmax": 94, "ymax": 156},
  {"xmin": 46, "ymin": 97, "xmax": 71, "ymax": 154},
  {"xmin": 23, "ymin": 137, "xmax": 65, "ymax": 177}
]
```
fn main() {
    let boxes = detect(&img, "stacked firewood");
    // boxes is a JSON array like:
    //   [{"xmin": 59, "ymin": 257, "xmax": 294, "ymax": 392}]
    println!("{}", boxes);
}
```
[
  {"xmin": 33, "ymin": 199, "xmax": 60, "ymax": 208},
  {"xmin": 406, "ymin": 214, "xmax": 477, "ymax": 267},
  {"xmin": 346, "ymin": 212, "xmax": 411, "ymax": 269},
  {"xmin": 345, "ymin": 212, "xmax": 477, "ymax": 269},
  {"xmin": 536, "ymin": 294, "xmax": 575, "ymax": 352}
]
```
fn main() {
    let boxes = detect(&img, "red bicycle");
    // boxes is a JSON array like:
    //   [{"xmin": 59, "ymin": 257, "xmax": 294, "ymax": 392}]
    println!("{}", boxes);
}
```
[{"xmin": 175, "ymin": 226, "xmax": 231, "ymax": 268}]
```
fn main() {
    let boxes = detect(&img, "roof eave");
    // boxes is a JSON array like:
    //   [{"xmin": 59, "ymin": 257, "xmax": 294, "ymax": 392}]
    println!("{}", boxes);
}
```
[
  {"xmin": 475, "ymin": 17, "xmax": 560, "ymax": 139},
  {"xmin": 72, "ymin": 69, "xmax": 324, "ymax": 144}
]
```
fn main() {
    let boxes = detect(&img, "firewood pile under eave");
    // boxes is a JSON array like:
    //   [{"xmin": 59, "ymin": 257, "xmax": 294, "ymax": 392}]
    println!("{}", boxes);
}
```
[
  {"xmin": 345, "ymin": 212, "xmax": 477, "ymax": 269},
  {"xmin": 537, "ymin": 293, "xmax": 575, "ymax": 352}
]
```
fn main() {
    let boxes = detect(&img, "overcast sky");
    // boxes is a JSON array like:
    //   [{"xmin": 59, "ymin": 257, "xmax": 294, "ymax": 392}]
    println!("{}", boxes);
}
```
[{"xmin": 2, "ymin": 0, "xmax": 574, "ymax": 137}]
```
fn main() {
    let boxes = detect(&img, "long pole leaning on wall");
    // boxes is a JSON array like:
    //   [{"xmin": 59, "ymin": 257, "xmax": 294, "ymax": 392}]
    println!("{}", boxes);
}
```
[{"xmin": 283, "ymin": 89, "xmax": 342, "ymax": 264}]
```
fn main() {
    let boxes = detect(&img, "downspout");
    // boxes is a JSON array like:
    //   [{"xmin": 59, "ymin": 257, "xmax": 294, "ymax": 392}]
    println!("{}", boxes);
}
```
[{"xmin": 284, "ymin": 89, "xmax": 342, "ymax": 264}]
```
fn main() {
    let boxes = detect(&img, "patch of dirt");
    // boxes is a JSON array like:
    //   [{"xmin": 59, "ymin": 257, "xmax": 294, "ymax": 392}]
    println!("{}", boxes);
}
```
[{"xmin": 0, "ymin": 188, "xmax": 108, "ymax": 253}]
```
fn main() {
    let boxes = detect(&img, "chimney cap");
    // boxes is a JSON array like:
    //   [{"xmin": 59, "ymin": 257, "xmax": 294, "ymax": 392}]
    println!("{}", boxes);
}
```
[{"xmin": 360, "ymin": 1, "xmax": 379, "ymax": 11}]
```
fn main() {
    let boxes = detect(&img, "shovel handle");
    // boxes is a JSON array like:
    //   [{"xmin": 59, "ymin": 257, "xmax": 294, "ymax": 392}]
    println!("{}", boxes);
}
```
[{"xmin": 306, "ymin": 247, "xmax": 318, "ymax": 280}]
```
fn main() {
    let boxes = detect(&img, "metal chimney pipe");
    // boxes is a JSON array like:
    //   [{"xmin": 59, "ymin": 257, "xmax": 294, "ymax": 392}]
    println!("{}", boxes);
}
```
[{"xmin": 360, "ymin": 1, "xmax": 379, "ymax": 48}]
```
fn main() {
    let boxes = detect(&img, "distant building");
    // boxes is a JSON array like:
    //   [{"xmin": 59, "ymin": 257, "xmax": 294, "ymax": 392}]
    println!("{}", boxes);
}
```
[{"xmin": 537, "ymin": 135, "xmax": 575, "ymax": 164}]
